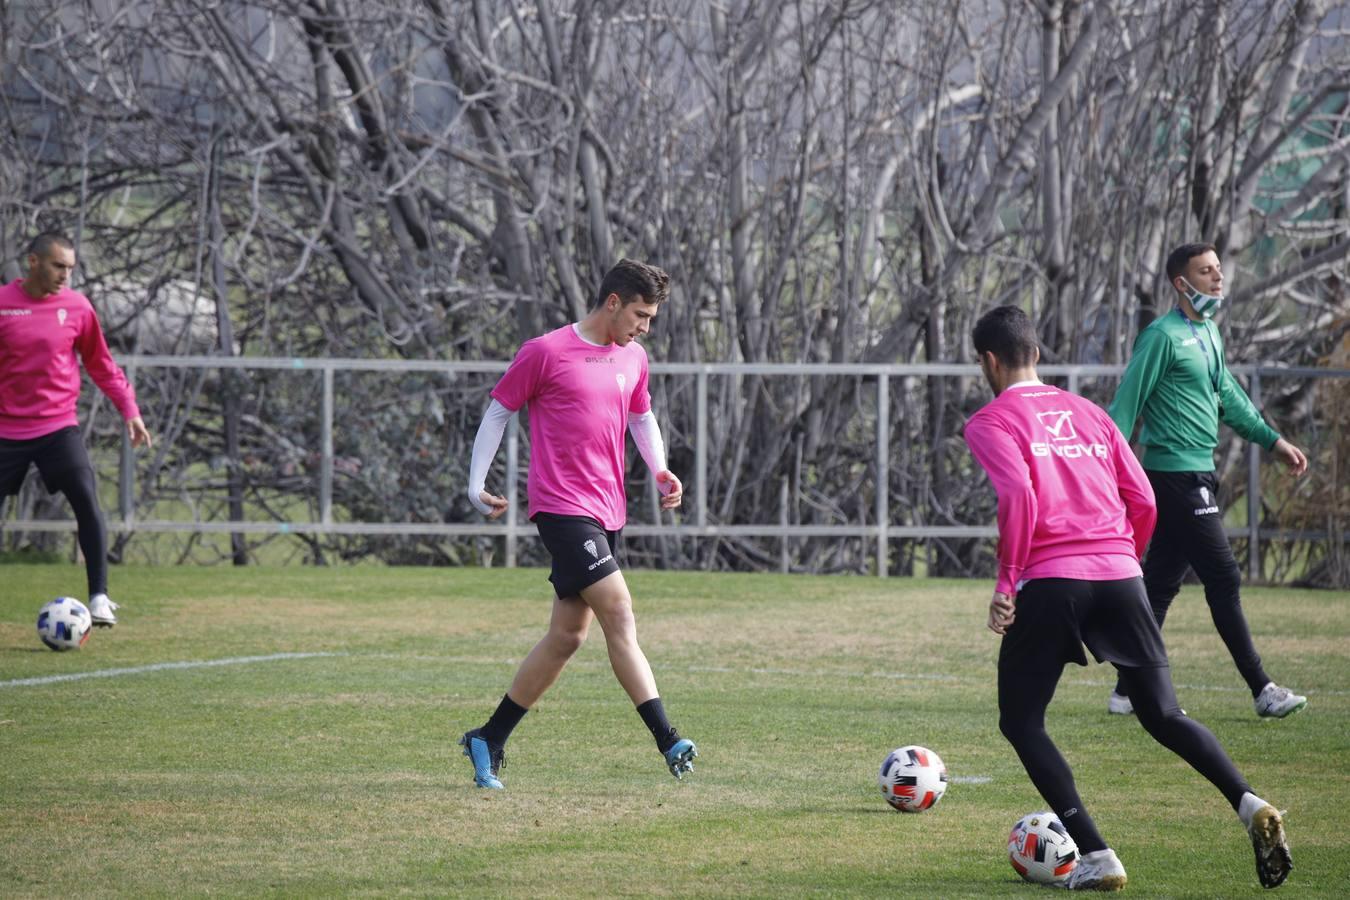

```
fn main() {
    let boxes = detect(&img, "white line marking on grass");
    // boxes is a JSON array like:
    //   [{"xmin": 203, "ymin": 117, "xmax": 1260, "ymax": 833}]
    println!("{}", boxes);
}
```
[
  {"xmin": 950, "ymin": 776, "xmax": 994, "ymax": 784},
  {"xmin": 265, "ymin": 658, "xmax": 1350, "ymax": 701},
  {"xmin": 0, "ymin": 652, "xmax": 341, "ymax": 688},
  {"xmin": 686, "ymin": 664, "xmax": 965, "ymax": 683}
]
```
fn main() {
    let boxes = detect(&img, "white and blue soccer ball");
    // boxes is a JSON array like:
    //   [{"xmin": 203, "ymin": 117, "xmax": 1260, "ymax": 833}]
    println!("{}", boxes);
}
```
[
  {"xmin": 36, "ymin": 597, "xmax": 92, "ymax": 651},
  {"xmin": 879, "ymin": 745, "xmax": 948, "ymax": 812},
  {"xmin": 1008, "ymin": 810, "xmax": 1079, "ymax": 884}
]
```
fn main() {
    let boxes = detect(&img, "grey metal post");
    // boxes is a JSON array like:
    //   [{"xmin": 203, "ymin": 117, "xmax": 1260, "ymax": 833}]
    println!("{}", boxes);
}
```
[
  {"xmin": 876, "ymin": 374, "xmax": 890, "ymax": 578},
  {"xmin": 696, "ymin": 369, "xmax": 708, "ymax": 527},
  {"xmin": 779, "ymin": 478, "xmax": 790, "ymax": 573},
  {"xmin": 320, "ymin": 367, "xmax": 334, "ymax": 525},
  {"xmin": 119, "ymin": 426, "xmax": 134, "ymax": 525},
  {"xmin": 1248, "ymin": 369, "xmax": 1262, "ymax": 582},
  {"xmin": 118, "ymin": 364, "xmax": 135, "ymax": 524},
  {"xmin": 506, "ymin": 413, "xmax": 519, "ymax": 567}
]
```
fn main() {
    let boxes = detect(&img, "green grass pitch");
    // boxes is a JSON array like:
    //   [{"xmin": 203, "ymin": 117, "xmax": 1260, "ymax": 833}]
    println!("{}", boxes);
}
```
[{"xmin": 2, "ymin": 565, "xmax": 1346, "ymax": 897}]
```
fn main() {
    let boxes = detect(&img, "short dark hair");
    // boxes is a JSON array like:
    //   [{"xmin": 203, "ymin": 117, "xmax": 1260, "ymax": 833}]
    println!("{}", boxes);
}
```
[
  {"xmin": 595, "ymin": 258, "xmax": 670, "ymax": 308},
  {"xmin": 972, "ymin": 305, "xmax": 1039, "ymax": 368},
  {"xmin": 27, "ymin": 232, "xmax": 75, "ymax": 259},
  {"xmin": 1165, "ymin": 242, "xmax": 1216, "ymax": 282}
]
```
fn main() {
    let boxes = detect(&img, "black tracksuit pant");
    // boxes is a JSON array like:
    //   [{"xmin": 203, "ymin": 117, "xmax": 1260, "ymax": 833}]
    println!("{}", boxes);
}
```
[{"xmin": 1114, "ymin": 469, "xmax": 1271, "ymax": 698}]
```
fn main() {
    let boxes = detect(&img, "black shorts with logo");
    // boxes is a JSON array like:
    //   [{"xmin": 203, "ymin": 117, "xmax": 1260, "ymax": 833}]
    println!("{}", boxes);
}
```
[
  {"xmin": 998, "ymin": 576, "xmax": 1169, "ymax": 673},
  {"xmin": 533, "ymin": 512, "xmax": 622, "ymax": 598},
  {"xmin": 0, "ymin": 426, "xmax": 92, "ymax": 497}
]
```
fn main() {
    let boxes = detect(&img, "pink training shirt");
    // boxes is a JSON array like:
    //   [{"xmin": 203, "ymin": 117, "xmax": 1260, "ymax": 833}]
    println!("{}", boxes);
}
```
[
  {"xmin": 491, "ymin": 324, "xmax": 652, "ymax": 530},
  {"xmin": 0, "ymin": 280, "xmax": 140, "ymax": 440},
  {"xmin": 964, "ymin": 382, "xmax": 1156, "ymax": 597}
]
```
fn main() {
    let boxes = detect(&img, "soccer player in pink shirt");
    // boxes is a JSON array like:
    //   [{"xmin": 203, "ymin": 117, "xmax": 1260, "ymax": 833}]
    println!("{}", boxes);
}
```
[
  {"xmin": 460, "ymin": 259, "xmax": 695, "ymax": 789},
  {"xmin": 1, "ymin": 233, "xmax": 152, "ymax": 627},
  {"xmin": 965, "ymin": 306, "xmax": 1291, "ymax": 891}
]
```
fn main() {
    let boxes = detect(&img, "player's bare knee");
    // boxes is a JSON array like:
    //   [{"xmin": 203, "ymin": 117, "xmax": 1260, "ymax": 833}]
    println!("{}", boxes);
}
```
[
  {"xmin": 547, "ymin": 624, "xmax": 589, "ymax": 656},
  {"xmin": 596, "ymin": 603, "xmax": 637, "ymax": 640}
]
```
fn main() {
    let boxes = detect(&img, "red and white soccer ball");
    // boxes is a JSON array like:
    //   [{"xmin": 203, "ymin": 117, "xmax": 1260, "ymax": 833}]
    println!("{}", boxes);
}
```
[
  {"xmin": 878, "ymin": 745, "xmax": 948, "ymax": 812},
  {"xmin": 36, "ymin": 597, "xmax": 92, "ymax": 651},
  {"xmin": 1008, "ymin": 810, "xmax": 1079, "ymax": 885}
]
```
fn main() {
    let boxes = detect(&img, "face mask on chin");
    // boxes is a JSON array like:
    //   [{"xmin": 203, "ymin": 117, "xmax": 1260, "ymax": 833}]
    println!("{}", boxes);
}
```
[{"xmin": 1179, "ymin": 276, "xmax": 1223, "ymax": 319}]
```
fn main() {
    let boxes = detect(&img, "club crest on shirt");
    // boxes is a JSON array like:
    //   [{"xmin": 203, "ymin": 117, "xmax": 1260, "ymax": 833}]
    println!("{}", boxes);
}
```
[
  {"xmin": 616, "ymin": 373, "xmax": 626, "ymax": 391},
  {"xmin": 57, "ymin": 308, "xmax": 67, "ymax": 326}
]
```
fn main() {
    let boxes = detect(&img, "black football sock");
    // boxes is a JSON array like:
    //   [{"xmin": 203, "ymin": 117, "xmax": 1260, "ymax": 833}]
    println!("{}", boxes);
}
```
[
  {"xmin": 479, "ymin": 693, "xmax": 527, "ymax": 747},
  {"xmin": 636, "ymin": 697, "xmax": 679, "ymax": 753}
]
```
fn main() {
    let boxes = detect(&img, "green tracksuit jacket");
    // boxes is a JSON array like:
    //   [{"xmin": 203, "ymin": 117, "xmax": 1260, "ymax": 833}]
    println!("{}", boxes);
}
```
[{"xmin": 1108, "ymin": 309, "xmax": 1280, "ymax": 473}]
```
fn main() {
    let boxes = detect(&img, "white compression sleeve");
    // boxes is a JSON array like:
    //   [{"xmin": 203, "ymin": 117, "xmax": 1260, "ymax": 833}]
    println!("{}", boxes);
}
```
[
  {"xmin": 467, "ymin": 399, "xmax": 513, "ymax": 514},
  {"xmin": 627, "ymin": 410, "xmax": 668, "ymax": 476}
]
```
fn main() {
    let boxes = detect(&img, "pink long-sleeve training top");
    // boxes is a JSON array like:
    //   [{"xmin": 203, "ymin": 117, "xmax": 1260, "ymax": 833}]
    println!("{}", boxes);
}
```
[
  {"xmin": 964, "ymin": 381, "xmax": 1157, "ymax": 597},
  {"xmin": 490, "ymin": 324, "xmax": 652, "ymax": 531},
  {"xmin": 0, "ymin": 280, "xmax": 140, "ymax": 440}
]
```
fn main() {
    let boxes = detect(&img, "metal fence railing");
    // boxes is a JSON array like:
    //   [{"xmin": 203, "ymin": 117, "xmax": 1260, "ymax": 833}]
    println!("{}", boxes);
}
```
[{"xmin": 4, "ymin": 357, "xmax": 1346, "ymax": 580}]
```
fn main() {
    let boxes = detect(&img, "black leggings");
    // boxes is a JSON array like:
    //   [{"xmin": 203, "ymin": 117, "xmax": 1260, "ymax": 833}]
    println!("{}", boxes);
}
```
[
  {"xmin": 1000, "ymin": 663, "xmax": 1251, "ymax": 854},
  {"xmin": 2, "ymin": 428, "xmax": 109, "ymax": 599},
  {"xmin": 1115, "ymin": 470, "xmax": 1269, "ymax": 697},
  {"xmin": 50, "ymin": 466, "xmax": 109, "ymax": 598}
]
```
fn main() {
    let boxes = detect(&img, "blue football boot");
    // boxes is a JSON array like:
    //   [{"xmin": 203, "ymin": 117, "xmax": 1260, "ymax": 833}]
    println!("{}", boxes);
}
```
[
  {"xmin": 664, "ymin": 738, "xmax": 698, "ymax": 780},
  {"xmin": 460, "ymin": 728, "xmax": 505, "ymax": 789}
]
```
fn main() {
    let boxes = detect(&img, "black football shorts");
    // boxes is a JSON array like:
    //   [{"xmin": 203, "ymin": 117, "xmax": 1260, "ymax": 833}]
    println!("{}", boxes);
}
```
[
  {"xmin": 533, "ymin": 512, "xmax": 622, "ymax": 598},
  {"xmin": 999, "ymin": 576, "xmax": 1169, "ymax": 672}
]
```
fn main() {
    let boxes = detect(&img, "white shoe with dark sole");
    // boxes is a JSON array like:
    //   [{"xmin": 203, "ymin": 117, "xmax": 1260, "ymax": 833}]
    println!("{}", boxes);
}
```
[{"xmin": 89, "ymin": 593, "xmax": 118, "ymax": 628}]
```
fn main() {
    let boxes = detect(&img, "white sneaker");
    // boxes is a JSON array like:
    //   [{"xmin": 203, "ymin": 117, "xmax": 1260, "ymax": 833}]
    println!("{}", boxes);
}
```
[
  {"xmin": 1107, "ymin": 691, "xmax": 1134, "ymax": 715},
  {"xmin": 89, "ymin": 593, "xmax": 119, "ymax": 628},
  {"xmin": 1248, "ymin": 804, "xmax": 1292, "ymax": 888},
  {"xmin": 1067, "ymin": 848, "xmax": 1127, "ymax": 891},
  {"xmin": 1254, "ymin": 682, "xmax": 1306, "ymax": 718}
]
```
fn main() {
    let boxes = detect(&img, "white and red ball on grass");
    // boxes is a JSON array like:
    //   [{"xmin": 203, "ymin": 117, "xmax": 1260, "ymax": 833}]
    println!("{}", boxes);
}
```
[
  {"xmin": 878, "ymin": 745, "xmax": 948, "ymax": 812},
  {"xmin": 1008, "ymin": 810, "xmax": 1079, "ymax": 885}
]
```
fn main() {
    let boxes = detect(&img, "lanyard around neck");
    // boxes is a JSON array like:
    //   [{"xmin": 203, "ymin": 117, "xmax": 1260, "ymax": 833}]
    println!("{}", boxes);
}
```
[{"xmin": 1176, "ymin": 307, "xmax": 1220, "ymax": 393}]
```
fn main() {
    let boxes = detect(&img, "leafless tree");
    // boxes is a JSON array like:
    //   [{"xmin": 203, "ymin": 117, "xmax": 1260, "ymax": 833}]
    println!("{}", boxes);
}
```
[{"xmin": 1, "ymin": 0, "xmax": 1345, "ymax": 582}]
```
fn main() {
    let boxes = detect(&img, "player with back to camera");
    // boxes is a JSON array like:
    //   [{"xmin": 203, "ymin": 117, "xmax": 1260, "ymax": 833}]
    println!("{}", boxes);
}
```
[
  {"xmin": 964, "ymin": 305, "xmax": 1292, "ymax": 891},
  {"xmin": 460, "ymin": 258, "xmax": 696, "ymax": 789},
  {"xmin": 0, "ymin": 233, "xmax": 152, "ymax": 626},
  {"xmin": 1105, "ymin": 242, "xmax": 1307, "ymax": 720}
]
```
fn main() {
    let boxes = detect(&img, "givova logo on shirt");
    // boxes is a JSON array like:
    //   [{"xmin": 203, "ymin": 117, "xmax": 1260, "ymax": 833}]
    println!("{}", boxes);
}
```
[{"xmin": 1030, "ymin": 410, "xmax": 1108, "ymax": 459}]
